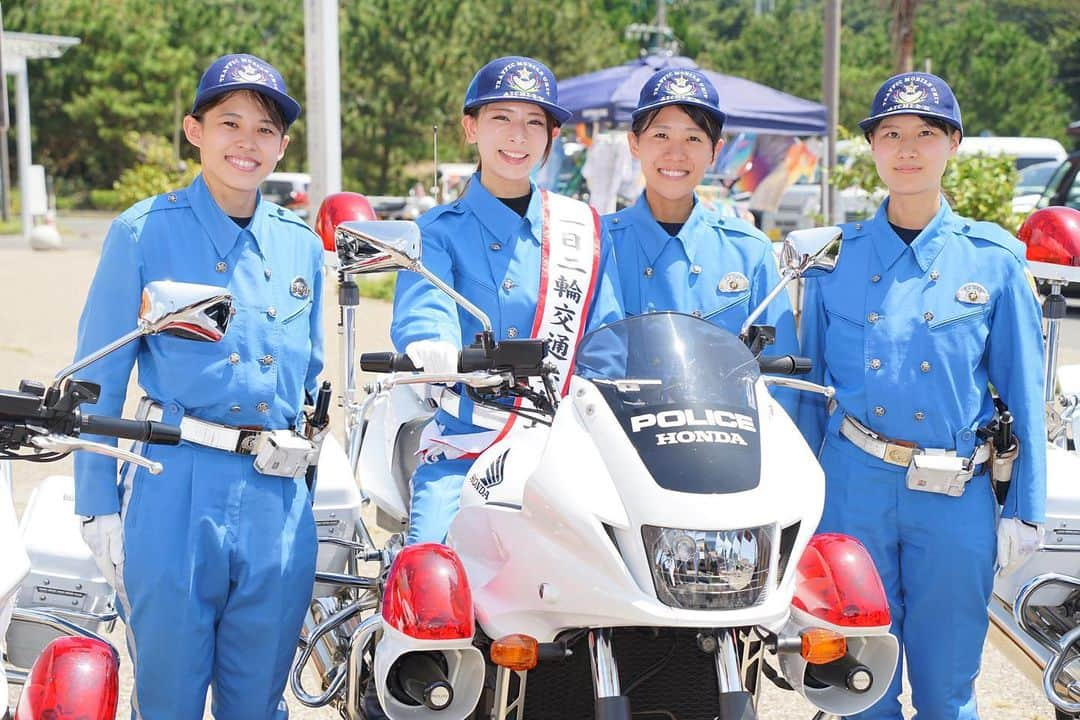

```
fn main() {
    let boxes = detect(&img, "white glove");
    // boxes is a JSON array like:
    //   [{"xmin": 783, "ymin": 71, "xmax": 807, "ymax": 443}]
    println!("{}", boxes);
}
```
[
  {"xmin": 404, "ymin": 340, "xmax": 458, "ymax": 375},
  {"xmin": 996, "ymin": 517, "xmax": 1041, "ymax": 577},
  {"xmin": 80, "ymin": 514, "xmax": 124, "ymax": 588}
]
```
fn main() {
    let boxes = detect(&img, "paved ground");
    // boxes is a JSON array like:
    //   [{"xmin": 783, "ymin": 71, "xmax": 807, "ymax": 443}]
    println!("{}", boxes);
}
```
[{"xmin": 3, "ymin": 214, "xmax": 1078, "ymax": 718}]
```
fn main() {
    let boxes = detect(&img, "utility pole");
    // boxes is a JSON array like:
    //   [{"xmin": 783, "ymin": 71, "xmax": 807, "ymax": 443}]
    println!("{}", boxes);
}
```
[
  {"xmin": 822, "ymin": 0, "xmax": 841, "ymax": 225},
  {"xmin": 304, "ymin": 0, "xmax": 342, "ymax": 222},
  {"xmin": 891, "ymin": 0, "xmax": 920, "ymax": 74},
  {"xmin": 0, "ymin": 6, "xmax": 10, "ymax": 222}
]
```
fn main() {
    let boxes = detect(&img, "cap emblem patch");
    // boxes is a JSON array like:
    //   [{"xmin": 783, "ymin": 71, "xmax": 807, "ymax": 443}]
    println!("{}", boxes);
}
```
[{"xmin": 508, "ymin": 67, "xmax": 539, "ymax": 95}]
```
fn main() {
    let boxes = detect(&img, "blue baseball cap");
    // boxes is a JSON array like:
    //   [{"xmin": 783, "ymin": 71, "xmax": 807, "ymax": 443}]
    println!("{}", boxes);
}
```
[
  {"xmin": 632, "ymin": 68, "xmax": 727, "ymax": 128},
  {"xmin": 463, "ymin": 56, "xmax": 571, "ymax": 126},
  {"xmin": 858, "ymin": 72, "xmax": 962, "ymax": 137},
  {"xmin": 192, "ymin": 53, "xmax": 301, "ymax": 126}
]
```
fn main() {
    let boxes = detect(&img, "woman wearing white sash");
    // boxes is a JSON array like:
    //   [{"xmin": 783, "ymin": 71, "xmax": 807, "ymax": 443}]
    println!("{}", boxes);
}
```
[{"xmin": 391, "ymin": 56, "xmax": 623, "ymax": 545}]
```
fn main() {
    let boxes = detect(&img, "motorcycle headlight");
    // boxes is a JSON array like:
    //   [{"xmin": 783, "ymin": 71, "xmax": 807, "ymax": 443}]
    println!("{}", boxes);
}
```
[{"xmin": 642, "ymin": 524, "xmax": 772, "ymax": 610}]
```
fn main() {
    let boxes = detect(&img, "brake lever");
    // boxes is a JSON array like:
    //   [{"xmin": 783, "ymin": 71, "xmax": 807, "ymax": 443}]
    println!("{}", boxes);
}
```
[
  {"xmin": 380, "ymin": 370, "xmax": 510, "ymax": 390},
  {"xmin": 30, "ymin": 434, "xmax": 164, "ymax": 474}
]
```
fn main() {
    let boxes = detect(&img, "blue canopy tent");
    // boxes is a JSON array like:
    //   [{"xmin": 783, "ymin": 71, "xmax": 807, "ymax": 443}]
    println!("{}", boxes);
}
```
[{"xmin": 559, "ymin": 55, "xmax": 826, "ymax": 136}]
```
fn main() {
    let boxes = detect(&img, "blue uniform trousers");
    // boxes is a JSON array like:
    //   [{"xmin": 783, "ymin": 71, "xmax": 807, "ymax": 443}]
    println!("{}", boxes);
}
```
[
  {"xmin": 407, "ymin": 457, "xmax": 471, "ymax": 546},
  {"xmin": 117, "ymin": 442, "xmax": 317, "ymax": 719},
  {"xmin": 818, "ymin": 432, "xmax": 996, "ymax": 720}
]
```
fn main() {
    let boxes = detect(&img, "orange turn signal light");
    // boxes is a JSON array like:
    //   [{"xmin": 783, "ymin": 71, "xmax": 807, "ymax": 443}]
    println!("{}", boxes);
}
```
[
  {"xmin": 491, "ymin": 633, "xmax": 539, "ymax": 671},
  {"xmin": 800, "ymin": 627, "xmax": 847, "ymax": 665}
]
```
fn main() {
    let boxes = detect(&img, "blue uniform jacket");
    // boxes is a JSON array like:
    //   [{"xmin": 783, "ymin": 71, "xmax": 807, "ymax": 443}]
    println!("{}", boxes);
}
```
[
  {"xmin": 73, "ymin": 174, "xmax": 324, "ymax": 516},
  {"xmin": 391, "ymin": 176, "xmax": 624, "ymax": 433},
  {"xmin": 604, "ymin": 192, "xmax": 799, "ymax": 414},
  {"xmin": 796, "ymin": 199, "xmax": 1046, "ymax": 522}
]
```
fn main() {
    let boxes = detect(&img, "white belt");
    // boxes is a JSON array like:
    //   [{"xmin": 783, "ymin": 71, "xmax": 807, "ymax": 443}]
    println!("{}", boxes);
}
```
[
  {"xmin": 840, "ymin": 415, "xmax": 991, "ymax": 468},
  {"xmin": 433, "ymin": 388, "xmax": 513, "ymax": 431},
  {"xmin": 145, "ymin": 402, "xmax": 270, "ymax": 455}
]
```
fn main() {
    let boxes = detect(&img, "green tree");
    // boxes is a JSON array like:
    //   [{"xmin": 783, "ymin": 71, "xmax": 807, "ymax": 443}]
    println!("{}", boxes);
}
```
[{"xmin": 918, "ymin": 6, "xmax": 1071, "ymax": 140}]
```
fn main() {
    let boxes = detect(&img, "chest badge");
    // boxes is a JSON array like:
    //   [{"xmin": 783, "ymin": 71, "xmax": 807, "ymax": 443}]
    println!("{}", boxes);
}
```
[
  {"xmin": 955, "ymin": 282, "xmax": 989, "ymax": 305},
  {"xmin": 290, "ymin": 276, "xmax": 311, "ymax": 299},
  {"xmin": 718, "ymin": 272, "xmax": 749, "ymax": 292}
]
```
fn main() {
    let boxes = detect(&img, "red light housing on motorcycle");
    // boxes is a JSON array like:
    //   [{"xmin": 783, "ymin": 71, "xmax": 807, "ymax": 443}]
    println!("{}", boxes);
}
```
[
  {"xmin": 791, "ymin": 533, "xmax": 890, "ymax": 628},
  {"xmin": 315, "ymin": 191, "xmax": 376, "ymax": 253},
  {"xmin": 13, "ymin": 636, "xmax": 119, "ymax": 720},
  {"xmin": 382, "ymin": 543, "xmax": 475, "ymax": 640},
  {"xmin": 1017, "ymin": 206, "xmax": 1080, "ymax": 266}
]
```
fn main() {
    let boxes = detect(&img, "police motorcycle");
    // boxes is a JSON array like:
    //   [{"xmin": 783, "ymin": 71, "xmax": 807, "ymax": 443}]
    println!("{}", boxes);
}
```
[
  {"xmin": 986, "ymin": 206, "xmax": 1080, "ymax": 719},
  {"xmin": 288, "ymin": 202, "xmax": 900, "ymax": 720},
  {"xmin": 0, "ymin": 281, "xmax": 233, "ymax": 718}
]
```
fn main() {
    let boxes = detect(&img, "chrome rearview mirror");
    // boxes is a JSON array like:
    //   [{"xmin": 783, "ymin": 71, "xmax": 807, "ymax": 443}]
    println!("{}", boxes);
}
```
[
  {"xmin": 336, "ymin": 220, "xmax": 421, "ymax": 275},
  {"xmin": 53, "ymin": 281, "xmax": 233, "ymax": 392},
  {"xmin": 335, "ymin": 219, "xmax": 493, "ymax": 335},
  {"xmin": 139, "ymin": 280, "xmax": 233, "ymax": 341},
  {"xmin": 739, "ymin": 226, "xmax": 843, "ymax": 341},
  {"xmin": 781, "ymin": 226, "xmax": 843, "ymax": 278}
]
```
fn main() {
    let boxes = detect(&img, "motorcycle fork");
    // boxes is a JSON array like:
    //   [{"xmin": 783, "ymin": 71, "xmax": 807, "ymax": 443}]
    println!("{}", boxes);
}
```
[{"xmin": 589, "ymin": 629, "xmax": 631, "ymax": 720}]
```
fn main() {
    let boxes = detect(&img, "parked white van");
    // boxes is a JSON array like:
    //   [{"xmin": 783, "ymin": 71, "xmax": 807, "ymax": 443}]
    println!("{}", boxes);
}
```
[{"xmin": 957, "ymin": 136, "xmax": 1067, "ymax": 170}]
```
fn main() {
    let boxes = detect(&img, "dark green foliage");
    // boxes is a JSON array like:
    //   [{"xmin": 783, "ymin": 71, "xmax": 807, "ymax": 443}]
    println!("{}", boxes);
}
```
[{"xmin": 3, "ymin": 0, "xmax": 1074, "ymax": 202}]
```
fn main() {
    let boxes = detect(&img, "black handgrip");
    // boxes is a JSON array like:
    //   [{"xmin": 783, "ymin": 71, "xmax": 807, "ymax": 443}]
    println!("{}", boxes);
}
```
[
  {"xmin": 359, "ymin": 352, "xmax": 418, "ymax": 373},
  {"xmin": 81, "ymin": 414, "xmax": 182, "ymax": 445},
  {"xmin": 758, "ymin": 355, "xmax": 813, "ymax": 375}
]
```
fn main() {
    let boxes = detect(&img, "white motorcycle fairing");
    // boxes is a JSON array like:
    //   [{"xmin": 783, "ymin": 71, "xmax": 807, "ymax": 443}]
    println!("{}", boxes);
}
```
[{"xmin": 450, "ymin": 373, "xmax": 824, "ymax": 642}]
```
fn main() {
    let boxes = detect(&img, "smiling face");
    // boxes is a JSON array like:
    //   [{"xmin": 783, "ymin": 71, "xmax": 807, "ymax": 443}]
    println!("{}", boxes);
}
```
[
  {"xmin": 628, "ymin": 105, "xmax": 723, "ymax": 222},
  {"xmin": 461, "ymin": 102, "xmax": 557, "ymax": 198},
  {"xmin": 183, "ymin": 90, "xmax": 290, "ymax": 216},
  {"xmin": 868, "ymin": 114, "xmax": 959, "ymax": 202}
]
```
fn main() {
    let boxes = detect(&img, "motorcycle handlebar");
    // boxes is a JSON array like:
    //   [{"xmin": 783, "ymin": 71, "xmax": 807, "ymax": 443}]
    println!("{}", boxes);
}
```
[
  {"xmin": 359, "ymin": 352, "xmax": 416, "ymax": 373},
  {"xmin": 757, "ymin": 355, "xmax": 813, "ymax": 376},
  {"xmin": 358, "ymin": 349, "xmax": 503, "ymax": 374},
  {"xmin": 80, "ymin": 414, "xmax": 182, "ymax": 445}
]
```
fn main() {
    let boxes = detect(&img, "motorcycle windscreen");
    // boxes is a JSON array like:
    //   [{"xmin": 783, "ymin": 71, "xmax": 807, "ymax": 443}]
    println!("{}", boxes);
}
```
[{"xmin": 574, "ymin": 312, "xmax": 761, "ymax": 494}]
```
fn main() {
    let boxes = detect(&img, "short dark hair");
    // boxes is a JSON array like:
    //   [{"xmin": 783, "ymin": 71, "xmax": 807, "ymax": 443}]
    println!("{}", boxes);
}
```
[
  {"xmin": 191, "ymin": 89, "xmax": 288, "ymax": 135},
  {"xmin": 863, "ymin": 115, "xmax": 957, "ymax": 143},
  {"xmin": 631, "ymin": 104, "xmax": 724, "ymax": 146},
  {"xmin": 464, "ymin": 104, "xmax": 559, "ymax": 170}
]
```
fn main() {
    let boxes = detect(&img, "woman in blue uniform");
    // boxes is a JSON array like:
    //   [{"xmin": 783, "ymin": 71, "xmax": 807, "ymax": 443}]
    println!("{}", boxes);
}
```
[
  {"xmin": 391, "ymin": 56, "xmax": 623, "ymax": 545},
  {"xmin": 74, "ymin": 54, "xmax": 323, "ymax": 719},
  {"xmin": 604, "ymin": 68, "xmax": 797, "ymax": 414},
  {"xmin": 796, "ymin": 72, "xmax": 1046, "ymax": 719}
]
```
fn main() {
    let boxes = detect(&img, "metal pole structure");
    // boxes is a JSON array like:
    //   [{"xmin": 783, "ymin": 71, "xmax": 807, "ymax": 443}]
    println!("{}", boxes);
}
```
[
  {"xmin": 303, "ymin": 0, "xmax": 342, "ymax": 222},
  {"xmin": 822, "ymin": 0, "xmax": 841, "ymax": 225},
  {"xmin": 0, "ymin": 6, "xmax": 10, "ymax": 222},
  {"xmin": 15, "ymin": 58, "xmax": 30, "ymax": 240}
]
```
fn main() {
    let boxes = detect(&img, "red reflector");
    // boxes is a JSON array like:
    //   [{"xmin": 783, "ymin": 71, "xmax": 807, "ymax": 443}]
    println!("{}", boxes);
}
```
[
  {"xmin": 382, "ymin": 543, "xmax": 475, "ymax": 640},
  {"xmin": 315, "ymin": 191, "xmax": 377, "ymax": 252},
  {"xmin": 1018, "ymin": 206, "xmax": 1080, "ymax": 266},
  {"xmin": 14, "ymin": 636, "xmax": 119, "ymax": 720},
  {"xmin": 792, "ymin": 533, "xmax": 891, "ymax": 628}
]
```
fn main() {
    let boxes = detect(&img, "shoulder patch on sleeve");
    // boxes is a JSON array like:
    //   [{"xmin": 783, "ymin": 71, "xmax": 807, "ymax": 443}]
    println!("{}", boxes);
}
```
[{"xmin": 963, "ymin": 220, "xmax": 1026, "ymax": 261}]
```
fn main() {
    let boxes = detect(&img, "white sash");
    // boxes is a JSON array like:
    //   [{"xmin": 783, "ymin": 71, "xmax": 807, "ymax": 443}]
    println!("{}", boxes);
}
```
[{"xmin": 420, "ymin": 191, "xmax": 601, "ymax": 461}]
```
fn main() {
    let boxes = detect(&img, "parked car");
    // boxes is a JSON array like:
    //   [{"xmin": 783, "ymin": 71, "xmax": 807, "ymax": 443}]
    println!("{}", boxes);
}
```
[
  {"xmin": 762, "ymin": 140, "xmax": 879, "ymax": 239},
  {"xmin": 1037, "ymin": 151, "xmax": 1080, "ymax": 212},
  {"xmin": 1012, "ymin": 160, "xmax": 1062, "ymax": 215},
  {"xmin": 260, "ymin": 171, "xmax": 311, "ymax": 218},
  {"xmin": 957, "ymin": 136, "xmax": 1067, "ymax": 170}
]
